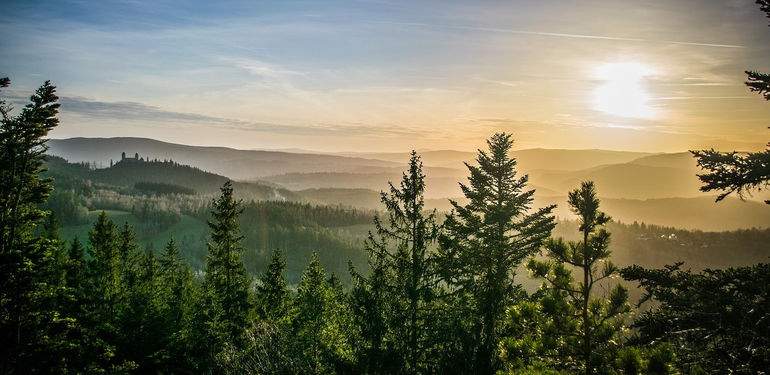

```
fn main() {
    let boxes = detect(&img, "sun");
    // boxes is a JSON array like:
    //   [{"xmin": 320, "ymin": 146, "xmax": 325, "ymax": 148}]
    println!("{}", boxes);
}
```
[{"xmin": 593, "ymin": 62, "xmax": 656, "ymax": 119}]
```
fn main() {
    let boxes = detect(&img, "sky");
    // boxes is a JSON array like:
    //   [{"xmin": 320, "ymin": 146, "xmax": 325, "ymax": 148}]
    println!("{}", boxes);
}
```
[{"xmin": 2, "ymin": 0, "xmax": 770, "ymax": 153}]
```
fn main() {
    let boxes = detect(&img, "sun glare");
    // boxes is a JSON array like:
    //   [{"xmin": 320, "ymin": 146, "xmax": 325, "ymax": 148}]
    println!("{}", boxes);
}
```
[{"xmin": 593, "ymin": 62, "xmax": 656, "ymax": 119}]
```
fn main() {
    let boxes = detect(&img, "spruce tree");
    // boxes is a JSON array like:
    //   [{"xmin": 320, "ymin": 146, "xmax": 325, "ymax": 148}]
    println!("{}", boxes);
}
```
[
  {"xmin": 84, "ymin": 211, "xmax": 137, "ymax": 372},
  {"xmin": 438, "ymin": 133, "xmax": 556, "ymax": 374},
  {"xmin": 201, "ymin": 181, "xmax": 251, "ymax": 359},
  {"xmin": 159, "ymin": 236, "xmax": 193, "ymax": 329},
  {"xmin": 88, "ymin": 212, "xmax": 121, "ymax": 318},
  {"xmin": 691, "ymin": 1, "xmax": 770, "ymax": 204},
  {"xmin": 157, "ymin": 236, "xmax": 195, "ymax": 373},
  {"xmin": 352, "ymin": 151, "xmax": 440, "ymax": 374},
  {"xmin": 622, "ymin": 262, "xmax": 770, "ymax": 373},
  {"xmin": 257, "ymin": 248, "xmax": 289, "ymax": 321},
  {"xmin": 120, "ymin": 249, "xmax": 166, "ymax": 371},
  {"xmin": 528, "ymin": 181, "xmax": 630, "ymax": 374},
  {"xmin": 349, "ymin": 247, "xmax": 392, "ymax": 373},
  {"xmin": 292, "ymin": 252, "xmax": 353, "ymax": 374},
  {"xmin": 66, "ymin": 237, "xmax": 87, "ymax": 294},
  {"xmin": 117, "ymin": 222, "xmax": 141, "ymax": 291},
  {"xmin": 0, "ymin": 78, "xmax": 72, "ymax": 373}
]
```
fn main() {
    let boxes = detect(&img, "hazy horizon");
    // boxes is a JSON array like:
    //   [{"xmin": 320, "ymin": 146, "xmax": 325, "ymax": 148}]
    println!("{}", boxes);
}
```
[
  {"xmin": 4, "ymin": 0, "xmax": 770, "ymax": 153},
  {"xmin": 47, "ymin": 135, "xmax": 698, "ymax": 155}
]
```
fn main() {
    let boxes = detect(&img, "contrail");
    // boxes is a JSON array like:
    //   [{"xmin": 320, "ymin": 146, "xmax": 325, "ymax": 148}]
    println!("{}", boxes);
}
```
[{"xmin": 381, "ymin": 21, "xmax": 744, "ymax": 49}]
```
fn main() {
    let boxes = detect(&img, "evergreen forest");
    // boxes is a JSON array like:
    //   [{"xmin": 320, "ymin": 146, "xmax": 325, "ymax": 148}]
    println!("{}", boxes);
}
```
[{"xmin": 2, "ymin": 2, "xmax": 770, "ymax": 374}]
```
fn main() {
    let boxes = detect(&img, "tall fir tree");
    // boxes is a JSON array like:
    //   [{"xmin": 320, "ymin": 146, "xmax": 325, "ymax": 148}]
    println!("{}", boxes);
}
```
[
  {"xmin": 88, "ymin": 212, "xmax": 121, "ymax": 320},
  {"xmin": 292, "ymin": 252, "xmax": 353, "ymax": 374},
  {"xmin": 157, "ymin": 236, "xmax": 195, "ymax": 373},
  {"xmin": 0, "ymin": 78, "xmax": 72, "ymax": 373},
  {"xmin": 257, "ymin": 248, "xmax": 289, "ymax": 321},
  {"xmin": 86, "ymin": 212, "xmax": 137, "ymax": 372},
  {"xmin": 117, "ymin": 222, "xmax": 141, "ymax": 292},
  {"xmin": 201, "ymin": 180, "xmax": 251, "ymax": 364},
  {"xmin": 438, "ymin": 133, "xmax": 556, "ymax": 374},
  {"xmin": 528, "ymin": 181, "xmax": 630, "ymax": 374},
  {"xmin": 120, "ymin": 249, "xmax": 166, "ymax": 371},
  {"xmin": 349, "ymin": 244, "xmax": 392, "ymax": 374},
  {"xmin": 159, "ymin": 236, "xmax": 193, "ymax": 330},
  {"xmin": 352, "ymin": 151, "xmax": 441, "ymax": 374}
]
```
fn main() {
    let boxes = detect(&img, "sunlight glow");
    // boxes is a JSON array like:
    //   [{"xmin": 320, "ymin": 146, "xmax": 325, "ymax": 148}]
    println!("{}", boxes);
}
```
[{"xmin": 593, "ymin": 62, "xmax": 656, "ymax": 119}]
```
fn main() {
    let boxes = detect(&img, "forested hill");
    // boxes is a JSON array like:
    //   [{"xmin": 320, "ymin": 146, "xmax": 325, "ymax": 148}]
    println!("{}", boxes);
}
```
[
  {"xmin": 40, "ymin": 155, "xmax": 373, "ymax": 282},
  {"xmin": 48, "ymin": 137, "xmax": 399, "ymax": 179},
  {"xmin": 44, "ymin": 154, "xmax": 298, "ymax": 199}
]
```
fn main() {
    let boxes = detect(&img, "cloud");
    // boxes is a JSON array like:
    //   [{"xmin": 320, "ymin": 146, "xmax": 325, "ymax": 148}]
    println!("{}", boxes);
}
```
[
  {"xmin": 219, "ymin": 57, "xmax": 304, "ymax": 80},
  {"xmin": 378, "ymin": 21, "xmax": 745, "ymax": 49},
  {"xmin": 58, "ymin": 96, "xmax": 422, "ymax": 137}
]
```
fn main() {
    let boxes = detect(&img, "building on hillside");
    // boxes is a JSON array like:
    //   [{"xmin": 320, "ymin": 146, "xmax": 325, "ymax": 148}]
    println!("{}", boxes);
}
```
[{"xmin": 120, "ymin": 152, "xmax": 143, "ymax": 163}]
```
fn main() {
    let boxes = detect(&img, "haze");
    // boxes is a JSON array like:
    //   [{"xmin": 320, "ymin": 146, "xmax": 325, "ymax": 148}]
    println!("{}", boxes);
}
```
[{"xmin": 3, "ymin": 0, "xmax": 770, "ymax": 152}]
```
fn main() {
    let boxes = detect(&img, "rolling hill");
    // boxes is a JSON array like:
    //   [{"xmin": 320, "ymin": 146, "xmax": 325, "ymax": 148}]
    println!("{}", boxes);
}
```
[
  {"xmin": 46, "ymin": 137, "xmax": 770, "ymax": 231},
  {"xmin": 44, "ymin": 155, "xmax": 299, "ymax": 201},
  {"xmin": 294, "ymin": 186, "xmax": 770, "ymax": 231},
  {"xmin": 48, "ymin": 137, "xmax": 399, "ymax": 180},
  {"xmin": 343, "ymin": 148, "xmax": 654, "ymax": 171}
]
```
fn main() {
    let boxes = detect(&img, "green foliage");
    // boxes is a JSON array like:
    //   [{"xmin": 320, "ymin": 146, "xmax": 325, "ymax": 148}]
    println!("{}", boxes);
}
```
[
  {"xmin": 156, "ymin": 236, "xmax": 196, "ymax": 371},
  {"xmin": 0, "ymin": 78, "xmax": 92, "ymax": 373},
  {"xmin": 525, "ymin": 182, "xmax": 630, "ymax": 374},
  {"xmin": 615, "ymin": 344, "xmax": 677, "ymax": 375},
  {"xmin": 96, "ymin": 158, "xmax": 226, "ymax": 193},
  {"xmin": 621, "ymin": 262, "xmax": 770, "ymax": 374},
  {"xmin": 199, "ymin": 180, "xmax": 252, "ymax": 367},
  {"xmin": 257, "ymin": 249, "xmax": 289, "ymax": 321},
  {"xmin": 499, "ymin": 298, "xmax": 570, "ymax": 372},
  {"xmin": 690, "ymin": 148, "xmax": 770, "ymax": 204},
  {"xmin": 1, "ymin": 78, "xmax": 765, "ymax": 374},
  {"xmin": 134, "ymin": 181, "xmax": 196, "ymax": 196},
  {"xmin": 350, "ymin": 151, "xmax": 443, "ymax": 374},
  {"xmin": 218, "ymin": 321, "xmax": 310, "ymax": 375},
  {"xmin": 691, "ymin": 1, "xmax": 770, "ymax": 205},
  {"xmin": 292, "ymin": 252, "xmax": 354, "ymax": 374},
  {"xmin": 438, "ymin": 133, "xmax": 556, "ymax": 374}
]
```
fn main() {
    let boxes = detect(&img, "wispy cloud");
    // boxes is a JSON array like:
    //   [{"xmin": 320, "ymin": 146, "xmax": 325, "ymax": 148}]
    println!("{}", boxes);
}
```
[
  {"xmin": 58, "ymin": 96, "xmax": 422, "ymax": 137},
  {"xmin": 379, "ymin": 21, "xmax": 745, "ymax": 49},
  {"xmin": 219, "ymin": 57, "xmax": 304, "ymax": 79}
]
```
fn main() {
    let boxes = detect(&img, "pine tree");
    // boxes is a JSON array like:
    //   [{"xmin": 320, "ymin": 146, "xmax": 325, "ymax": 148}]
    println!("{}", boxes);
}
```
[
  {"xmin": 528, "ymin": 181, "xmax": 630, "ymax": 374},
  {"xmin": 157, "ymin": 236, "xmax": 195, "ymax": 373},
  {"xmin": 438, "ymin": 133, "xmax": 556, "ymax": 374},
  {"xmin": 691, "ymin": 1, "xmax": 770, "ymax": 204},
  {"xmin": 201, "ymin": 180, "xmax": 251, "ymax": 362},
  {"xmin": 120, "ymin": 249, "xmax": 165, "ymax": 371},
  {"xmin": 257, "ymin": 248, "xmax": 289, "ymax": 321},
  {"xmin": 88, "ymin": 212, "xmax": 121, "ymax": 318},
  {"xmin": 324, "ymin": 273, "xmax": 355, "ymax": 373},
  {"xmin": 294, "ymin": 252, "xmax": 330, "ymax": 373},
  {"xmin": 117, "ymin": 222, "xmax": 141, "ymax": 291},
  {"xmin": 747, "ymin": 1, "xmax": 770, "ymax": 100},
  {"xmin": 349, "ymin": 251, "xmax": 392, "ymax": 374},
  {"xmin": 621, "ymin": 262, "xmax": 770, "ymax": 373},
  {"xmin": 0, "ymin": 78, "xmax": 71, "ymax": 373},
  {"xmin": 66, "ymin": 237, "xmax": 86, "ymax": 293},
  {"xmin": 292, "ymin": 252, "xmax": 353, "ymax": 374},
  {"xmin": 159, "ymin": 236, "xmax": 193, "ymax": 329},
  {"xmin": 352, "ymin": 151, "xmax": 441, "ymax": 374},
  {"xmin": 85, "ymin": 212, "xmax": 138, "ymax": 372},
  {"xmin": 60, "ymin": 235, "xmax": 113, "ymax": 372}
]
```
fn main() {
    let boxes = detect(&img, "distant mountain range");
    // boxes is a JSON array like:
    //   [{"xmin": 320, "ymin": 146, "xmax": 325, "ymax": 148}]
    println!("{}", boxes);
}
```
[
  {"xmin": 48, "ymin": 137, "xmax": 399, "ymax": 180},
  {"xmin": 46, "ymin": 137, "xmax": 770, "ymax": 230},
  {"xmin": 44, "ymin": 154, "xmax": 299, "ymax": 201},
  {"xmin": 343, "ymin": 148, "xmax": 654, "ymax": 171}
]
